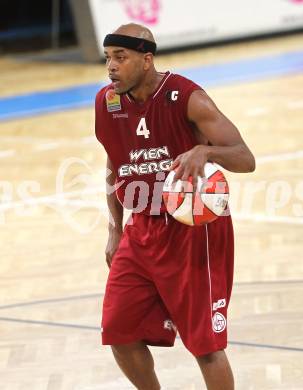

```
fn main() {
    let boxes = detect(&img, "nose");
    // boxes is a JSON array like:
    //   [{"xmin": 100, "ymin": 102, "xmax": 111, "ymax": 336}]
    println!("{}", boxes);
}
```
[{"xmin": 106, "ymin": 58, "xmax": 118, "ymax": 73}]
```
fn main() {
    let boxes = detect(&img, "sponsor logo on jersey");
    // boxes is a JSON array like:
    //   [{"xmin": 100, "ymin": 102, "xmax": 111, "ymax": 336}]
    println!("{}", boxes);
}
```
[
  {"xmin": 212, "ymin": 298, "xmax": 226, "ymax": 311},
  {"xmin": 113, "ymin": 113, "xmax": 128, "ymax": 119},
  {"xmin": 212, "ymin": 312, "xmax": 226, "ymax": 333},
  {"xmin": 118, "ymin": 146, "xmax": 172, "ymax": 177},
  {"xmin": 106, "ymin": 89, "xmax": 121, "ymax": 112},
  {"xmin": 164, "ymin": 319, "xmax": 177, "ymax": 333}
]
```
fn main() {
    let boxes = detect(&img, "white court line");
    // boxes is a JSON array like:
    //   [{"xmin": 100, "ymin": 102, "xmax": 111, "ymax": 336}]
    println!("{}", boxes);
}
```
[
  {"xmin": 34, "ymin": 136, "xmax": 96, "ymax": 151},
  {"xmin": 0, "ymin": 136, "xmax": 96, "ymax": 157},
  {"xmin": 0, "ymin": 135, "xmax": 95, "ymax": 145},
  {"xmin": 0, "ymin": 150, "xmax": 16, "ymax": 158},
  {"xmin": 245, "ymin": 107, "xmax": 269, "ymax": 117},
  {"xmin": 266, "ymin": 365, "xmax": 282, "ymax": 385},
  {"xmin": 256, "ymin": 150, "xmax": 303, "ymax": 164},
  {"xmin": 46, "ymin": 198, "xmax": 107, "ymax": 209},
  {"xmin": 245, "ymin": 100, "xmax": 303, "ymax": 117},
  {"xmin": 34, "ymin": 142, "xmax": 60, "ymax": 151},
  {"xmin": 0, "ymin": 146, "xmax": 302, "ymax": 164},
  {"xmin": 0, "ymin": 136, "xmax": 67, "ymax": 144},
  {"xmin": 80, "ymin": 136, "xmax": 96, "ymax": 144},
  {"xmin": 233, "ymin": 213, "xmax": 303, "ymax": 225},
  {"xmin": 0, "ymin": 186, "xmax": 103, "ymax": 212},
  {"xmin": 287, "ymin": 100, "xmax": 303, "ymax": 110},
  {"xmin": 1, "ymin": 187, "xmax": 302, "ymax": 225}
]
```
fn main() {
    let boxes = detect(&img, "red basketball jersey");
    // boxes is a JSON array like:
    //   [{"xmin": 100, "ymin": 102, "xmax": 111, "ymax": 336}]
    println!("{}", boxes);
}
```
[{"xmin": 95, "ymin": 71, "xmax": 201, "ymax": 215}]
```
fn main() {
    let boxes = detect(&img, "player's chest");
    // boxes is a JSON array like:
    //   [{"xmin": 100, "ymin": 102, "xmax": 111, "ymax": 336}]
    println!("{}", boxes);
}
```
[{"xmin": 106, "ymin": 101, "xmax": 178, "ymax": 146}]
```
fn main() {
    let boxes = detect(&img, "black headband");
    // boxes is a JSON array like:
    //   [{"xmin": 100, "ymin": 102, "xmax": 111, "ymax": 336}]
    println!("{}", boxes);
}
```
[{"xmin": 103, "ymin": 33, "xmax": 157, "ymax": 55}]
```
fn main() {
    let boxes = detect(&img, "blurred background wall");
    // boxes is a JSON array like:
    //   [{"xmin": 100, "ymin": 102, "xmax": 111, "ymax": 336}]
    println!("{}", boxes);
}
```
[
  {"xmin": 0, "ymin": 0, "xmax": 76, "ymax": 53},
  {"xmin": 1, "ymin": 0, "xmax": 303, "ymax": 60}
]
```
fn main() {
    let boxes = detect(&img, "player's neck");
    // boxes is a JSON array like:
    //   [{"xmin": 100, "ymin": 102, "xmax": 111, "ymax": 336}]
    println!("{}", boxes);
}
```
[{"xmin": 128, "ymin": 71, "xmax": 164, "ymax": 103}]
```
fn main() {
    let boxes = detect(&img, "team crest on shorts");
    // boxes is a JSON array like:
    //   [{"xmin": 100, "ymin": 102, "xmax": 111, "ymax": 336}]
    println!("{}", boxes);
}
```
[
  {"xmin": 106, "ymin": 89, "xmax": 121, "ymax": 112},
  {"xmin": 212, "ymin": 312, "xmax": 226, "ymax": 333}
]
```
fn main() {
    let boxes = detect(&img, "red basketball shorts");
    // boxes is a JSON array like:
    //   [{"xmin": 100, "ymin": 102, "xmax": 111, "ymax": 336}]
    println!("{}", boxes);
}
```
[{"xmin": 101, "ymin": 212, "xmax": 234, "ymax": 357}]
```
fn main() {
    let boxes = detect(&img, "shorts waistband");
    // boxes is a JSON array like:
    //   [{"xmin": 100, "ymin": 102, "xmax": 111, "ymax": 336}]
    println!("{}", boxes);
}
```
[{"xmin": 134, "ymin": 211, "xmax": 170, "ymax": 224}]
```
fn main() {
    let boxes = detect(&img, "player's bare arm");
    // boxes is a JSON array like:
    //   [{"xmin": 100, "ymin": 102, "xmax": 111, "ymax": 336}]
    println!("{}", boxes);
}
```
[
  {"xmin": 171, "ymin": 89, "xmax": 255, "ymax": 183},
  {"xmin": 105, "ymin": 156, "xmax": 123, "ymax": 267}
]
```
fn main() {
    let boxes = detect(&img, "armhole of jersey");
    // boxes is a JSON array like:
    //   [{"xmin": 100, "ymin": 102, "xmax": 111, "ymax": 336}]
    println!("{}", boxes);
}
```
[{"xmin": 181, "ymin": 85, "xmax": 202, "ymax": 120}]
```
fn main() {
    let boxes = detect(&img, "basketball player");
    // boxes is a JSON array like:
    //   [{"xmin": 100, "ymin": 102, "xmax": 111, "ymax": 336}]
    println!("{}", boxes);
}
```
[{"xmin": 95, "ymin": 23, "xmax": 255, "ymax": 390}]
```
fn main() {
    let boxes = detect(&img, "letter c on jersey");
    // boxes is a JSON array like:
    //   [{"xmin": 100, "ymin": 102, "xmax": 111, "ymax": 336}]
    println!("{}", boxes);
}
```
[{"xmin": 171, "ymin": 91, "xmax": 179, "ymax": 101}]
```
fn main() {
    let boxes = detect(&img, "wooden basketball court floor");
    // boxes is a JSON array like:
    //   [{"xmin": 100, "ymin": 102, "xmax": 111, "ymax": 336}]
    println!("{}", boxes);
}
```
[{"xmin": 0, "ymin": 33, "xmax": 303, "ymax": 389}]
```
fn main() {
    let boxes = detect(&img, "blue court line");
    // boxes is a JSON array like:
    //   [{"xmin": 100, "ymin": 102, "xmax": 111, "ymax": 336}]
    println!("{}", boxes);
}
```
[
  {"xmin": 0, "ymin": 49, "xmax": 303, "ymax": 121},
  {"xmin": 0, "ymin": 83, "xmax": 102, "ymax": 121},
  {"xmin": 180, "ymin": 49, "xmax": 303, "ymax": 87},
  {"xmin": 0, "ymin": 316, "xmax": 302, "ymax": 352}
]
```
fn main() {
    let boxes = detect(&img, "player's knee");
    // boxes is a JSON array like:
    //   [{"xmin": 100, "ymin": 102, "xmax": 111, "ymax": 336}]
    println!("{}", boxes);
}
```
[
  {"xmin": 111, "ymin": 341, "xmax": 145, "ymax": 356},
  {"xmin": 111, "ymin": 343, "xmax": 124, "ymax": 356},
  {"xmin": 196, "ymin": 349, "xmax": 224, "ymax": 365}
]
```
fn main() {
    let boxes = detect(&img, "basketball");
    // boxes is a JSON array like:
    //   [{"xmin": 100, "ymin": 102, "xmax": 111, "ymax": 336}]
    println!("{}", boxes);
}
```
[{"xmin": 162, "ymin": 163, "xmax": 229, "ymax": 226}]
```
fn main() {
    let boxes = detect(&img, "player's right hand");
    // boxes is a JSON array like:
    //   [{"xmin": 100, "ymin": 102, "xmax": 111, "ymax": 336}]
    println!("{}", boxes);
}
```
[{"xmin": 105, "ymin": 228, "xmax": 122, "ymax": 268}]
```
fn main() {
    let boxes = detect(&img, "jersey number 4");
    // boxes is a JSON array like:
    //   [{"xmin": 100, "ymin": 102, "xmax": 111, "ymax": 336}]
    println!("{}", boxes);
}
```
[{"xmin": 136, "ymin": 117, "xmax": 150, "ymax": 139}]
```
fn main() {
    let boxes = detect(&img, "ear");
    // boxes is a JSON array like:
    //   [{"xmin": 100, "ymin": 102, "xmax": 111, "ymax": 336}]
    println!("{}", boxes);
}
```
[{"xmin": 143, "ymin": 53, "xmax": 153, "ymax": 71}]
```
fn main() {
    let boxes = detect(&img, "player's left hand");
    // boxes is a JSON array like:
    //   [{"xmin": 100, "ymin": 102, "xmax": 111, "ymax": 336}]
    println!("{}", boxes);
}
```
[{"xmin": 170, "ymin": 145, "xmax": 209, "ymax": 189}]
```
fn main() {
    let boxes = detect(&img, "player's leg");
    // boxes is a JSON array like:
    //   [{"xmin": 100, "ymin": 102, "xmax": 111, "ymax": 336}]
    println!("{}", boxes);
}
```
[
  {"xmin": 196, "ymin": 350, "xmax": 234, "ymax": 390},
  {"xmin": 152, "ymin": 214, "xmax": 234, "ymax": 388},
  {"xmin": 194, "ymin": 216, "xmax": 235, "ymax": 389},
  {"xmin": 101, "ymin": 217, "xmax": 176, "ymax": 388},
  {"xmin": 103, "ymin": 268, "xmax": 170, "ymax": 389},
  {"xmin": 111, "ymin": 341, "xmax": 160, "ymax": 390}
]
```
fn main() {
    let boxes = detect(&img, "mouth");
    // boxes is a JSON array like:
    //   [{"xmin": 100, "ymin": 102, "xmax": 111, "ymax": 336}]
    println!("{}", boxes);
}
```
[{"xmin": 109, "ymin": 75, "xmax": 120, "ymax": 87}]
